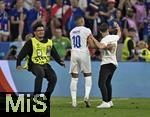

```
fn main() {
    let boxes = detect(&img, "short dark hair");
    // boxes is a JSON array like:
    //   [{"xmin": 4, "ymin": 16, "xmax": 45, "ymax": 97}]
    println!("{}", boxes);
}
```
[
  {"xmin": 75, "ymin": 16, "xmax": 83, "ymax": 21},
  {"xmin": 99, "ymin": 22, "xmax": 109, "ymax": 33},
  {"xmin": 75, "ymin": 16, "xmax": 84, "ymax": 24},
  {"xmin": 32, "ymin": 22, "xmax": 44, "ymax": 32},
  {"xmin": 10, "ymin": 45, "xmax": 17, "ymax": 49}
]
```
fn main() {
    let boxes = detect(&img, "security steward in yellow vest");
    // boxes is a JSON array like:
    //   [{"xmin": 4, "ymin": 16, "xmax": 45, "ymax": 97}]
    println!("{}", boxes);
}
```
[
  {"xmin": 139, "ymin": 48, "xmax": 150, "ymax": 62},
  {"xmin": 138, "ymin": 41, "xmax": 150, "ymax": 62},
  {"xmin": 122, "ymin": 28, "xmax": 136, "ymax": 61},
  {"xmin": 16, "ymin": 22, "xmax": 65, "ymax": 102}
]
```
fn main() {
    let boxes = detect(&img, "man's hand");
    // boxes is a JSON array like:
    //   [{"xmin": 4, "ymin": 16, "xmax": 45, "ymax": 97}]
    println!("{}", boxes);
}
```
[
  {"xmin": 114, "ymin": 22, "xmax": 121, "ymax": 37},
  {"xmin": 106, "ymin": 44, "xmax": 115, "ymax": 51},
  {"xmin": 16, "ymin": 66, "xmax": 23, "ymax": 71}
]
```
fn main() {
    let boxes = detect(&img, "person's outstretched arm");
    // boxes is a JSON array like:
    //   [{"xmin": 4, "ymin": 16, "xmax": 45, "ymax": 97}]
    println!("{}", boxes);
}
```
[
  {"xmin": 16, "ymin": 40, "xmax": 32, "ymax": 70},
  {"xmin": 51, "ymin": 46, "xmax": 66, "ymax": 68},
  {"xmin": 114, "ymin": 22, "xmax": 121, "ymax": 38}
]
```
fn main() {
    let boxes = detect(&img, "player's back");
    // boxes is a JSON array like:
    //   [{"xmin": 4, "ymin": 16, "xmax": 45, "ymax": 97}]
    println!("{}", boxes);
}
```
[{"xmin": 70, "ymin": 26, "xmax": 91, "ymax": 53}]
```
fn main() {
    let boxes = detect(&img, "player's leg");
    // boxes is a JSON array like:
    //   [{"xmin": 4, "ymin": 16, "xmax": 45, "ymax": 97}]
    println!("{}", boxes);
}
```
[
  {"xmin": 69, "ymin": 51, "xmax": 79, "ymax": 107},
  {"xmin": 83, "ymin": 73, "xmax": 92, "ymax": 107},
  {"xmin": 82, "ymin": 53, "xmax": 92, "ymax": 107},
  {"xmin": 70, "ymin": 73, "xmax": 78, "ymax": 107},
  {"xmin": 83, "ymin": 73, "xmax": 92, "ymax": 100},
  {"xmin": 44, "ymin": 64, "xmax": 57, "ymax": 102}
]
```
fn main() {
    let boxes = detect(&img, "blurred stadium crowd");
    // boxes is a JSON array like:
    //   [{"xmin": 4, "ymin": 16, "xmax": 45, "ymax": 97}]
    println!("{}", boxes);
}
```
[{"xmin": 0, "ymin": 0, "xmax": 150, "ymax": 61}]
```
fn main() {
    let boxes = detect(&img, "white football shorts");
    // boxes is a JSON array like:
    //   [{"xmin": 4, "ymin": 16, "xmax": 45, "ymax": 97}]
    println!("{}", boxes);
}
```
[{"xmin": 69, "ymin": 50, "xmax": 91, "ymax": 74}]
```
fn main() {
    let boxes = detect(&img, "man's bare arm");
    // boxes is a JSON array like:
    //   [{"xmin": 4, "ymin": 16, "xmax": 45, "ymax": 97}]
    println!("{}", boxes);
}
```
[
  {"xmin": 88, "ymin": 34, "xmax": 107, "ymax": 49},
  {"xmin": 114, "ymin": 22, "xmax": 121, "ymax": 38}
]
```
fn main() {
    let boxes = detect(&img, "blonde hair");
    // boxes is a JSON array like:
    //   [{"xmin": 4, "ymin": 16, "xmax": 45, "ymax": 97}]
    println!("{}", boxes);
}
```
[{"xmin": 138, "ymin": 41, "xmax": 148, "ymax": 49}]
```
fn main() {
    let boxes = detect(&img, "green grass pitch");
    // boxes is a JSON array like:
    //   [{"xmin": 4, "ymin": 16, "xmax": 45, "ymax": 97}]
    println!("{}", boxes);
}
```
[{"xmin": 51, "ymin": 97, "xmax": 150, "ymax": 117}]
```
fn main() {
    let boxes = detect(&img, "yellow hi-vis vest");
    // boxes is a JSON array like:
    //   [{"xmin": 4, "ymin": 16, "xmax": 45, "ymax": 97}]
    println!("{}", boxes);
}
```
[
  {"xmin": 122, "ymin": 37, "xmax": 136, "ymax": 61},
  {"xmin": 24, "ymin": 38, "xmax": 53, "ymax": 69},
  {"xmin": 139, "ymin": 48, "xmax": 150, "ymax": 62}
]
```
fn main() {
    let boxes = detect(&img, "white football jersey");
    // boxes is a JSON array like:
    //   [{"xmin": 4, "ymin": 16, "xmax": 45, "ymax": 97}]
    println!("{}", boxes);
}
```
[
  {"xmin": 70, "ymin": 26, "xmax": 91, "ymax": 53},
  {"xmin": 100, "ymin": 35, "xmax": 120, "ymax": 66}
]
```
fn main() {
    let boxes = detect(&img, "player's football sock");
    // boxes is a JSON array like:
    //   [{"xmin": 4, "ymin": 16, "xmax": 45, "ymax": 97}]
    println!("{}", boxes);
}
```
[
  {"xmin": 84, "ymin": 76, "xmax": 92, "ymax": 100},
  {"xmin": 72, "ymin": 99, "xmax": 77, "ymax": 107},
  {"xmin": 70, "ymin": 78, "xmax": 78, "ymax": 106}
]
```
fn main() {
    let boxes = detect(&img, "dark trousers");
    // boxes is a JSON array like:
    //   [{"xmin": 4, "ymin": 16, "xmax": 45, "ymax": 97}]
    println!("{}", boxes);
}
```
[
  {"xmin": 98, "ymin": 63, "xmax": 116, "ymax": 102},
  {"xmin": 31, "ymin": 64, "xmax": 57, "ymax": 100}
]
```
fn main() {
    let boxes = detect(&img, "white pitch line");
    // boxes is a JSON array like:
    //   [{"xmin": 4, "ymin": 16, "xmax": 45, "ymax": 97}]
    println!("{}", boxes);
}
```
[
  {"xmin": 67, "ymin": 98, "xmax": 129, "ymax": 104},
  {"xmin": 67, "ymin": 99, "xmax": 100, "ymax": 104}
]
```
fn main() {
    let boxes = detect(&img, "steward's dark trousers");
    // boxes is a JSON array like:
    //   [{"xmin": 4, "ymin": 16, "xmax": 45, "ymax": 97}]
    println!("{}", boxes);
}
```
[
  {"xmin": 98, "ymin": 63, "xmax": 116, "ymax": 102},
  {"xmin": 31, "ymin": 64, "xmax": 57, "ymax": 101}
]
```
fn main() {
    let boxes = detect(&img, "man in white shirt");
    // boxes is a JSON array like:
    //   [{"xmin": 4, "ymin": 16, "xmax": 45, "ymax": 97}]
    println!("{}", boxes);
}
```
[
  {"xmin": 96, "ymin": 22, "xmax": 121, "ymax": 108},
  {"xmin": 69, "ymin": 16, "xmax": 109, "ymax": 108}
]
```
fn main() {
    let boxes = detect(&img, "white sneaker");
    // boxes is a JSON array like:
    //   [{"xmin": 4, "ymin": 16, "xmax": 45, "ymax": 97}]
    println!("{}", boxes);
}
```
[
  {"xmin": 72, "ymin": 100, "xmax": 77, "ymax": 107},
  {"xmin": 96, "ymin": 101, "xmax": 111, "ymax": 108},
  {"xmin": 109, "ymin": 101, "xmax": 113, "ymax": 107}
]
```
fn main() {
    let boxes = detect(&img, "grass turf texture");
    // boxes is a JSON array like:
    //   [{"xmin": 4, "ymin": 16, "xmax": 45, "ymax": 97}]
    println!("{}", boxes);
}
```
[{"xmin": 51, "ymin": 97, "xmax": 150, "ymax": 117}]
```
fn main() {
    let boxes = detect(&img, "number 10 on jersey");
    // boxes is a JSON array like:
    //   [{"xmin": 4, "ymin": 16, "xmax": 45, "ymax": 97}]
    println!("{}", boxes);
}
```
[{"xmin": 72, "ymin": 35, "xmax": 81, "ymax": 48}]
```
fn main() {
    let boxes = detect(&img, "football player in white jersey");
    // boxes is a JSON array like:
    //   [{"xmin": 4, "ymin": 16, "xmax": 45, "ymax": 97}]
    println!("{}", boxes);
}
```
[
  {"xmin": 96, "ymin": 22, "xmax": 121, "ymax": 108},
  {"xmin": 69, "ymin": 16, "xmax": 110, "ymax": 108}
]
